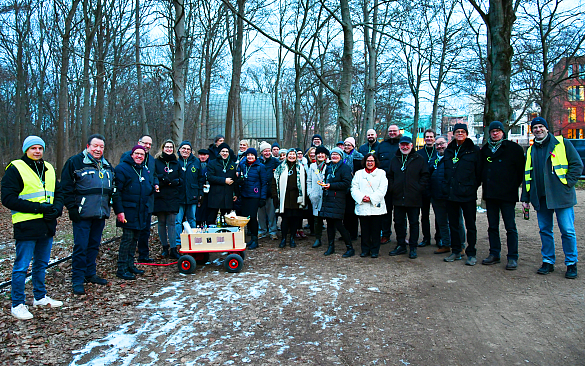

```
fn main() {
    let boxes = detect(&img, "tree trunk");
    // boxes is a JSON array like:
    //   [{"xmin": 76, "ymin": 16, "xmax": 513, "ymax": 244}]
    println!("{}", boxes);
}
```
[
  {"xmin": 56, "ymin": 0, "xmax": 81, "ymax": 176},
  {"xmin": 136, "ymin": 0, "xmax": 148, "ymax": 135},
  {"xmin": 171, "ymin": 0, "xmax": 186, "ymax": 144},
  {"xmin": 94, "ymin": 0, "xmax": 105, "ymax": 137},
  {"xmin": 362, "ymin": 0, "xmax": 378, "ymax": 144},
  {"xmin": 81, "ymin": 0, "xmax": 99, "ymax": 141},
  {"xmin": 225, "ymin": 0, "xmax": 245, "ymax": 146},
  {"xmin": 337, "ymin": 0, "xmax": 354, "ymax": 139}
]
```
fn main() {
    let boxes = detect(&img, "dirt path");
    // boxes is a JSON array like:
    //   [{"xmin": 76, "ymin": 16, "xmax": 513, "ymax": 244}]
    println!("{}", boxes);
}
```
[{"xmin": 70, "ymin": 198, "xmax": 584, "ymax": 366}]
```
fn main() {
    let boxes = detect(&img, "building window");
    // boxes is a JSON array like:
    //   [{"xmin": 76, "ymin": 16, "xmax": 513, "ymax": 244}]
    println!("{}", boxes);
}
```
[
  {"xmin": 568, "ymin": 64, "xmax": 575, "ymax": 77},
  {"xmin": 510, "ymin": 125, "xmax": 521, "ymax": 134},
  {"xmin": 568, "ymin": 86, "xmax": 585, "ymax": 101},
  {"xmin": 580, "ymin": 64, "xmax": 585, "ymax": 79},
  {"xmin": 567, "ymin": 129, "xmax": 584, "ymax": 139},
  {"xmin": 568, "ymin": 107, "xmax": 577, "ymax": 123}
]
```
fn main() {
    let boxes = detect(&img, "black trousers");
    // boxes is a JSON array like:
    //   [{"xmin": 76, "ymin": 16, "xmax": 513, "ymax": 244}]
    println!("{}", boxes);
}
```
[
  {"xmin": 314, "ymin": 216, "xmax": 324, "ymax": 239},
  {"xmin": 240, "ymin": 197, "xmax": 260, "ymax": 236},
  {"xmin": 381, "ymin": 195, "xmax": 394, "ymax": 237},
  {"xmin": 118, "ymin": 228, "xmax": 140, "ymax": 271},
  {"xmin": 421, "ymin": 195, "xmax": 441, "ymax": 242},
  {"xmin": 344, "ymin": 193, "xmax": 359, "ymax": 239},
  {"xmin": 486, "ymin": 199, "xmax": 518, "ymax": 260},
  {"xmin": 447, "ymin": 200, "xmax": 477, "ymax": 256},
  {"xmin": 359, "ymin": 215, "xmax": 382, "ymax": 255},
  {"xmin": 136, "ymin": 214, "xmax": 152, "ymax": 258},
  {"xmin": 326, "ymin": 217, "xmax": 351, "ymax": 245},
  {"xmin": 393, "ymin": 206, "xmax": 420, "ymax": 248}
]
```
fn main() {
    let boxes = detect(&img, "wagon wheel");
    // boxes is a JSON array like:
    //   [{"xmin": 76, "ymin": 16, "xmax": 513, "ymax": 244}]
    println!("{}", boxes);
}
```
[
  {"xmin": 223, "ymin": 254, "xmax": 244, "ymax": 273},
  {"xmin": 195, "ymin": 253, "xmax": 210, "ymax": 265},
  {"xmin": 177, "ymin": 255, "xmax": 196, "ymax": 274}
]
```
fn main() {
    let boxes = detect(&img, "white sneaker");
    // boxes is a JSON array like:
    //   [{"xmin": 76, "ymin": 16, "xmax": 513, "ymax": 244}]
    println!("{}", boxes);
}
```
[
  {"xmin": 33, "ymin": 296, "xmax": 63, "ymax": 308},
  {"xmin": 11, "ymin": 304, "xmax": 33, "ymax": 320}
]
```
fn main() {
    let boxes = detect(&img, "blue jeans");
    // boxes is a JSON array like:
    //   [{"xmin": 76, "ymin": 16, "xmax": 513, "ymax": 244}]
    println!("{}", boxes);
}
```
[
  {"xmin": 72, "ymin": 219, "xmax": 106, "ymax": 285},
  {"xmin": 11, "ymin": 238, "xmax": 53, "ymax": 307},
  {"xmin": 536, "ymin": 197, "xmax": 578, "ymax": 265},
  {"xmin": 175, "ymin": 204, "xmax": 197, "ymax": 247},
  {"xmin": 258, "ymin": 198, "xmax": 277, "ymax": 236}
]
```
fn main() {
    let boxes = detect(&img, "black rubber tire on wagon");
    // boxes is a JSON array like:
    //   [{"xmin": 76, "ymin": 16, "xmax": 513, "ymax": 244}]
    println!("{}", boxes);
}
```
[
  {"xmin": 177, "ymin": 255, "xmax": 196, "ymax": 274},
  {"xmin": 223, "ymin": 254, "xmax": 244, "ymax": 273}
]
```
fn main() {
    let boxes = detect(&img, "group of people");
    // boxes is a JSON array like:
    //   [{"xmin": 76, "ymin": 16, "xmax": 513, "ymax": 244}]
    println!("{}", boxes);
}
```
[{"xmin": 2, "ymin": 115, "xmax": 581, "ymax": 321}]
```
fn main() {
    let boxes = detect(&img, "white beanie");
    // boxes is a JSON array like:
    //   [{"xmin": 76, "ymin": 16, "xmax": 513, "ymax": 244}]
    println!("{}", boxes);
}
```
[
  {"xmin": 259, "ymin": 141, "xmax": 272, "ymax": 153},
  {"xmin": 344, "ymin": 137, "xmax": 356, "ymax": 147}
]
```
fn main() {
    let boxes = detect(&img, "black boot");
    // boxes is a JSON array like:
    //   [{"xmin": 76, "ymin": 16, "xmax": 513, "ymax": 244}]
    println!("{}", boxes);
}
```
[
  {"xmin": 289, "ymin": 236, "xmax": 296, "ymax": 248},
  {"xmin": 342, "ymin": 243, "xmax": 355, "ymax": 258},
  {"xmin": 128, "ymin": 265, "xmax": 145, "ymax": 275},
  {"xmin": 116, "ymin": 270, "xmax": 136, "ymax": 280},
  {"xmin": 389, "ymin": 245, "xmax": 407, "ymax": 256},
  {"xmin": 409, "ymin": 246, "xmax": 418, "ymax": 259},
  {"xmin": 279, "ymin": 237, "xmax": 287, "ymax": 248},
  {"xmin": 169, "ymin": 247, "xmax": 180, "ymax": 259},
  {"xmin": 161, "ymin": 246, "xmax": 169, "ymax": 258},
  {"xmin": 324, "ymin": 241, "xmax": 335, "ymax": 256},
  {"xmin": 247, "ymin": 236, "xmax": 259, "ymax": 250},
  {"xmin": 312, "ymin": 238, "xmax": 322, "ymax": 248}
]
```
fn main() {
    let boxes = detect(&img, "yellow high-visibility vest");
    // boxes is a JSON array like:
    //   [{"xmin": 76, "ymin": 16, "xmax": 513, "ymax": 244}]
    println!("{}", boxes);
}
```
[
  {"xmin": 8, "ymin": 159, "xmax": 56, "ymax": 224},
  {"xmin": 525, "ymin": 136, "xmax": 568, "ymax": 192}
]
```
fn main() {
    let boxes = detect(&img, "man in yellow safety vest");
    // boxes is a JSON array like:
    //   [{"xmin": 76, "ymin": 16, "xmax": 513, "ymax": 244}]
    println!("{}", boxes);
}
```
[
  {"xmin": 521, "ymin": 117, "xmax": 583, "ymax": 279},
  {"xmin": 1, "ymin": 136, "xmax": 64, "ymax": 320}
]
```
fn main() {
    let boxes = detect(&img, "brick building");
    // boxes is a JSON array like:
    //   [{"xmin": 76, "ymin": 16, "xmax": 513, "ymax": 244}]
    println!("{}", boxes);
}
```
[{"xmin": 551, "ymin": 56, "xmax": 585, "ymax": 138}]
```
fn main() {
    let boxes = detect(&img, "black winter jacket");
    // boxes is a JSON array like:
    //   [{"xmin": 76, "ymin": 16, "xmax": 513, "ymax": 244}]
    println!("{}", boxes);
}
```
[
  {"xmin": 238, "ymin": 159, "xmax": 268, "ymax": 199},
  {"xmin": 260, "ymin": 156, "xmax": 280, "ymax": 199},
  {"xmin": 376, "ymin": 136, "xmax": 401, "ymax": 173},
  {"xmin": 120, "ymin": 151, "xmax": 158, "ymax": 213},
  {"xmin": 1, "ymin": 155, "xmax": 64, "ymax": 241},
  {"xmin": 153, "ymin": 153, "xmax": 182, "ymax": 214},
  {"xmin": 358, "ymin": 141, "xmax": 380, "ymax": 156},
  {"xmin": 207, "ymin": 143, "xmax": 236, "ymax": 162},
  {"xmin": 480, "ymin": 139, "xmax": 525, "ymax": 202},
  {"xmin": 207, "ymin": 156, "xmax": 239, "ymax": 209},
  {"xmin": 442, "ymin": 138, "xmax": 481, "ymax": 202},
  {"xmin": 429, "ymin": 155, "xmax": 448, "ymax": 200},
  {"xmin": 388, "ymin": 150, "xmax": 430, "ymax": 207},
  {"xmin": 319, "ymin": 162, "xmax": 352, "ymax": 220},
  {"xmin": 61, "ymin": 151, "xmax": 115, "ymax": 220},
  {"xmin": 177, "ymin": 154, "xmax": 204, "ymax": 204},
  {"xmin": 113, "ymin": 155, "xmax": 154, "ymax": 230},
  {"xmin": 417, "ymin": 145, "xmax": 438, "ymax": 198}
]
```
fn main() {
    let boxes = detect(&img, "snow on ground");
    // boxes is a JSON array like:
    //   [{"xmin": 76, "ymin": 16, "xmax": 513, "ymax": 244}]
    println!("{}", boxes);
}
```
[{"xmin": 69, "ymin": 267, "xmax": 387, "ymax": 365}]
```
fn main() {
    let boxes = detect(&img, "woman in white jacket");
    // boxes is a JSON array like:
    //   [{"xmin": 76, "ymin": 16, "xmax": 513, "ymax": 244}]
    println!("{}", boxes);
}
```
[
  {"xmin": 307, "ymin": 146, "xmax": 329, "ymax": 248},
  {"xmin": 351, "ymin": 153, "xmax": 388, "ymax": 258}
]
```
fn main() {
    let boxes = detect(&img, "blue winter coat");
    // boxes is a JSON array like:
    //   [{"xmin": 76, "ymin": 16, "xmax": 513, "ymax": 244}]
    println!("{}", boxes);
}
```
[
  {"xmin": 319, "ymin": 162, "xmax": 352, "ymax": 220},
  {"xmin": 238, "ymin": 159, "xmax": 269, "ymax": 199},
  {"xmin": 120, "ymin": 151, "xmax": 158, "ymax": 213},
  {"xmin": 429, "ymin": 155, "xmax": 448, "ymax": 200},
  {"xmin": 260, "ymin": 156, "xmax": 280, "ymax": 198},
  {"xmin": 113, "ymin": 155, "xmax": 154, "ymax": 230},
  {"xmin": 177, "ymin": 154, "xmax": 205, "ymax": 204}
]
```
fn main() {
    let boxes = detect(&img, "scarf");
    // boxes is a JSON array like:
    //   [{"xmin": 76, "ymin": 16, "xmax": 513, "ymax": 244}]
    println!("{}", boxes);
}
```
[
  {"xmin": 487, "ymin": 138, "xmax": 504, "ymax": 153},
  {"xmin": 273, "ymin": 160, "xmax": 306, "ymax": 212},
  {"xmin": 365, "ymin": 167, "xmax": 377, "ymax": 174}
]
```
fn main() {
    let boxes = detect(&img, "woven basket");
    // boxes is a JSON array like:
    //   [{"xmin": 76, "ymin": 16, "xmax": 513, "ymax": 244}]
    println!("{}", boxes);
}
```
[{"xmin": 224, "ymin": 215, "xmax": 250, "ymax": 227}]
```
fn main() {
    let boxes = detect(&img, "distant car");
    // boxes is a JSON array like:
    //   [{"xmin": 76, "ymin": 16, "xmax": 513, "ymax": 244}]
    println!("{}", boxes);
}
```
[{"xmin": 566, "ymin": 139, "xmax": 585, "ymax": 180}]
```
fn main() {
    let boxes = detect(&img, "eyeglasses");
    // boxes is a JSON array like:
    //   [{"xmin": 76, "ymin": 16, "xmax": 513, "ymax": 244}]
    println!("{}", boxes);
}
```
[{"xmin": 454, "ymin": 131, "xmax": 466, "ymax": 135}]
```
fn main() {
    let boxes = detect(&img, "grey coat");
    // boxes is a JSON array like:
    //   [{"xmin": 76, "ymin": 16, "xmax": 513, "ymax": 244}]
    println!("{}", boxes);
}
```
[{"xmin": 521, "ymin": 134, "xmax": 583, "ymax": 210}]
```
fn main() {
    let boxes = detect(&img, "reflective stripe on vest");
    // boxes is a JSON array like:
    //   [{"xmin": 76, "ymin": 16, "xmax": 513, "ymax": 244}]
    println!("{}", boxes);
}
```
[
  {"xmin": 525, "ymin": 136, "xmax": 568, "ymax": 192},
  {"xmin": 9, "ymin": 160, "xmax": 56, "ymax": 224}
]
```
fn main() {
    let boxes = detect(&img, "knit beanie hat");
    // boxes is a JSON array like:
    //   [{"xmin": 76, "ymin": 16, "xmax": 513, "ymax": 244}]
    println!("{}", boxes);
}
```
[
  {"xmin": 315, "ymin": 145, "xmax": 330, "ymax": 157},
  {"xmin": 488, "ymin": 121, "xmax": 505, "ymax": 133},
  {"xmin": 344, "ymin": 137, "xmax": 356, "ymax": 147},
  {"xmin": 331, "ymin": 147, "xmax": 344, "ymax": 157},
  {"xmin": 259, "ymin": 141, "xmax": 272, "ymax": 153},
  {"xmin": 531, "ymin": 117, "xmax": 548, "ymax": 130},
  {"xmin": 312, "ymin": 134, "xmax": 323, "ymax": 142},
  {"xmin": 22, "ymin": 136, "xmax": 45, "ymax": 153},
  {"xmin": 453, "ymin": 123, "xmax": 468, "ymax": 134},
  {"xmin": 131, "ymin": 145, "xmax": 146, "ymax": 154},
  {"xmin": 244, "ymin": 147, "xmax": 258, "ymax": 157},
  {"xmin": 272, "ymin": 142, "xmax": 280, "ymax": 149},
  {"xmin": 198, "ymin": 149, "xmax": 210, "ymax": 155},
  {"xmin": 178, "ymin": 140, "xmax": 192, "ymax": 150},
  {"xmin": 217, "ymin": 142, "xmax": 230, "ymax": 152}
]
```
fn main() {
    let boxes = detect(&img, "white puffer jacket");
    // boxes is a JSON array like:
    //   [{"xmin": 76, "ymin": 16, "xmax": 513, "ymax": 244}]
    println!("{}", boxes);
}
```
[
  {"xmin": 351, "ymin": 168, "xmax": 388, "ymax": 216},
  {"xmin": 307, "ymin": 161, "xmax": 327, "ymax": 216}
]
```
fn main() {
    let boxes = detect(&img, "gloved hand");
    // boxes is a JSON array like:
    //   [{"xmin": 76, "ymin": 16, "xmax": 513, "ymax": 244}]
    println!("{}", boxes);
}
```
[
  {"xmin": 44, "ymin": 207, "xmax": 61, "ymax": 221},
  {"xmin": 258, "ymin": 199, "xmax": 266, "ymax": 208},
  {"xmin": 171, "ymin": 179, "xmax": 180, "ymax": 186},
  {"xmin": 39, "ymin": 203, "xmax": 54, "ymax": 214},
  {"xmin": 160, "ymin": 176, "xmax": 170, "ymax": 185},
  {"xmin": 68, "ymin": 208, "xmax": 82, "ymax": 223}
]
